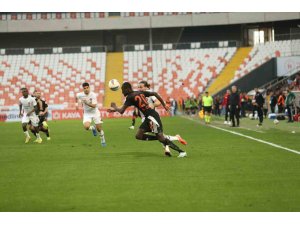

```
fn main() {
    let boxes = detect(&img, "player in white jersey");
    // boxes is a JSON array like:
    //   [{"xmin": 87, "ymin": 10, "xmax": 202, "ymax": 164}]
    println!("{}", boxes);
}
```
[
  {"xmin": 75, "ymin": 82, "xmax": 106, "ymax": 146},
  {"xmin": 137, "ymin": 81, "xmax": 187, "ymax": 155},
  {"xmin": 19, "ymin": 88, "xmax": 42, "ymax": 143}
]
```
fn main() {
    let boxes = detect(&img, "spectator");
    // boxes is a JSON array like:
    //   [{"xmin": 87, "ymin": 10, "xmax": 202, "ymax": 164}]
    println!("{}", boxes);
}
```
[
  {"xmin": 222, "ymin": 89, "xmax": 231, "ymax": 124},
  {"xmin": 285, "ymin": 87, "xmax": 296, "ymax": 122},
  {"xmin": 253, "ymin": 88, "xmax": 265, "ymax": 126},
  {"xmin": 277, "ymin": 91, "xmax": 285, "ymax": 114},
  {"xmin": 214, "ymin": 95, "xmax": 221, "ymax": 116},
  {"xmin": 270, "ymin": 91, "xmax": 277, "ymax": 113},
  {"xmin": 229, "ymin": 86, "xmax": 240, "ymax": 127}
]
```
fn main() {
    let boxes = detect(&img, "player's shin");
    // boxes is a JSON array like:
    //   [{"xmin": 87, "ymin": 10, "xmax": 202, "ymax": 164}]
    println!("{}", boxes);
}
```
[{"xmin": 163, "ymin": 139, "xmax": 184, "ymax": 153}]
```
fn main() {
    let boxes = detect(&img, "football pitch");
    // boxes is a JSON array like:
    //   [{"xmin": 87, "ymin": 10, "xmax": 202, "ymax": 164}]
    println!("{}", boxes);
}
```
[{"xmin": 0, "ymin": 116, "xmax": 300, "ymax": 212}]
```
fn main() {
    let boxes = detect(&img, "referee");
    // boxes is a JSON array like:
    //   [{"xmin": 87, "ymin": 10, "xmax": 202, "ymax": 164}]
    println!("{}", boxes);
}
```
[
  {"xmin": 229, "ymin": 86, "xmax": 240, "ymax": 127},
  {"xmin": 202, "ymin": 91, "xmax": 213, "ymax": 124}
]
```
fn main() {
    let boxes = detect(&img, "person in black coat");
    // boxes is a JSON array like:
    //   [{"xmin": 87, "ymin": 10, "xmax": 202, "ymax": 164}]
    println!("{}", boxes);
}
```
[
  {"xmin": 253, "ymin": 88, "xmax": 265, "ymax": 126},
  {"xmin": 229, "ymin": 86, "xmax": 240, "ymax": 127}
]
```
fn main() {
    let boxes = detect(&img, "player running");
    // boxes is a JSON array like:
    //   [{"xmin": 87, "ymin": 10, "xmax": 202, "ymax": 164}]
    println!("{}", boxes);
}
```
[
  {"xmin": 19, "ymin": 87, "xmax": 42, "ymax": 143},
  {"xmin": 137, "ymin": 80, "xmax": 187, "ymax": 147},
  {"xmin": 76, "ymin": 82, "xmax": 106, "ymax": 146},
  {"xmin": 29, "ymin": 90, "xmax": 51, "ymax": 140},
  {"xmin": 108, "ymin": 82, "xmax": 187, "ymax": 158}
]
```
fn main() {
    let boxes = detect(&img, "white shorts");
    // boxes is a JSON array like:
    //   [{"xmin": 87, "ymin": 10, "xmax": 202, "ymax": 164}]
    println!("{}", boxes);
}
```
[
  {"xmin": 83, "ymin": 113, "xmax": 102, "ymax": 125},
  {"xmin": 22, "ymin": 113, "xmax": 39, "ymax": 127}
]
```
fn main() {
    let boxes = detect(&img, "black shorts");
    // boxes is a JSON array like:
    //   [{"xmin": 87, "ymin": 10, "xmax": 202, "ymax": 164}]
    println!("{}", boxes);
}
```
[
  {"xmin": 139, "ymin": 111, "xmax": 163, "ymax": 134},
  {"xmin": 203, "ymin": 106, "xmax": 212, "ymax": 113}
]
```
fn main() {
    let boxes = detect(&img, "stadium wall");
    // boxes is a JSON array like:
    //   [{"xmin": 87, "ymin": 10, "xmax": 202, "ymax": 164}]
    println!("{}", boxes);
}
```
[
  {"xmin": 0, "ymin": 13, "xmax": 299, "ymax": 33},
  {"xmin": 214, "ymin": 58, "xmax": 277, "ymax": 96}
]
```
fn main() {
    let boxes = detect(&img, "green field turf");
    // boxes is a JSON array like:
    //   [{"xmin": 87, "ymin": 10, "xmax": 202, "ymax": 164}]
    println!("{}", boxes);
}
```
[{"xmin": 0, "ymin": 116, "xmax": 300, "ymax": 212}]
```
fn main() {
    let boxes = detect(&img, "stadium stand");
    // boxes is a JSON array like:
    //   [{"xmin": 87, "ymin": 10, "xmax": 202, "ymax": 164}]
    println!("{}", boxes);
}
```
[
  {"xmin": 0, "ymin": 52, "xmax": 106, "ymax": 107},
  {"xmin": 231, "ymin": 39, "xmax": 300, "ymax": 83},
  {"xmin": 123, "ymin": 46, "xmax": 237, "ymax": 99}
]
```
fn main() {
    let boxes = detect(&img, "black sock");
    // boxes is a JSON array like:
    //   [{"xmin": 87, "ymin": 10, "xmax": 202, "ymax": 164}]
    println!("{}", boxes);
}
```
[
  {"xmin": 142, "ymin": 134, "xmax": 158, "ymax": 141},
  {"xmin": 132, "ymin": 119, "xmax": 135, "ymax": 126},
  {"xmin": 163, "ymin": 139, "xmax": 184, "ymax": 153},
  {"xmin": 41, "ymin": 128, "xmax": 50, "ymax": 137},
  {"xmin": 31, "ymin": 130, "xmax": 37, "ymax": 137}
]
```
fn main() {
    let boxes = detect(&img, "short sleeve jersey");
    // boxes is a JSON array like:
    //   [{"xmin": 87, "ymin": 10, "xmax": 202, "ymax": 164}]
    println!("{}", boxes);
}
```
[
  {"xmin": 202, "ymin": 96, "xmax": 213, "ymax": 107},
  {"xmin": 124, "ymin": 91, "xmax": 155, "ymax": 117},
  {"xmin": 19, "ymin": 96, "xmax": 37, "ymax": 114},
  {"xmin": 76, "ymin": 92, "xmax": 99, "ymax": 115}
]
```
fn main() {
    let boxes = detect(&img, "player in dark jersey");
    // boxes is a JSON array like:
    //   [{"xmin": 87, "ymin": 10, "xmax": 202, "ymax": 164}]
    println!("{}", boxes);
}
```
[
  {"xmin": 107, "ymin": 82, "xmax": 187, "ymax": 158},
  {"xmin": 29, "ymin": 90, "xmax": 51, "ymax": 140}
]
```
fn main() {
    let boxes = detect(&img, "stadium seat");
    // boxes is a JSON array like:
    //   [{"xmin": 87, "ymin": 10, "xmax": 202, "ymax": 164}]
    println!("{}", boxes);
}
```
[
  {"xmin": 231, "ymin": 39, "xmax": 300, "ymax": 83},
  {"xmin": 0, "ymin": 52, "xmax": 106, "ymax": 108},
  {"xmin": 123, "ymin": 47, "xmax": 236, "ymax": 99}
]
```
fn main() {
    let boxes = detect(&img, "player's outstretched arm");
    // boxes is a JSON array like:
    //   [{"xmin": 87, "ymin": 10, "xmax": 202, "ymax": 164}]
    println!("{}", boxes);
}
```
[
  {"xmin": 108, "ymin": 102, "xmax": 128, "ymax": 114},
  {"xmin": 147, "ymin": 92, "xmax": 169, "ymax": 111}
]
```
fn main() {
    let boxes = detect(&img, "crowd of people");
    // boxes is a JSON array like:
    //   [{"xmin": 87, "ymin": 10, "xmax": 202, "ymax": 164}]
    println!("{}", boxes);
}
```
[{"xmin": 171, "ymin": 72, "xmax": 300, "ymax": 126}]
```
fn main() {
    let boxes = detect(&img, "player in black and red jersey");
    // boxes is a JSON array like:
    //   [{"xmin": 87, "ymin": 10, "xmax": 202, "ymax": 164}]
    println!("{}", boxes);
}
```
[{"xmin": 107, "ymin": 82, "xmax": 187, "ymax": 158}]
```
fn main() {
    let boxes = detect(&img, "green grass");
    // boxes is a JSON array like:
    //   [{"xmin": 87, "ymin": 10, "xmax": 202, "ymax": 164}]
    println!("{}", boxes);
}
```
[{"xmin": 0, "ymin": 116, "xmax": 300, "ymax": 212}]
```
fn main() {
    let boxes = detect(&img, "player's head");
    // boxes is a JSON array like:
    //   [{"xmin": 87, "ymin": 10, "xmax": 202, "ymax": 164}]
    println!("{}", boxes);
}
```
[
  {"xmin": 82, "ymin": 82, "xmax": 90, "ymax": 94},
  {"xmin": 138, "ymin": 80, "xmax": 150, "ymax": 91},
  {"xmin": 205, "ymin": 91, "xmax": 208, "ymax": 96},
  {"xmin": 231, "ymin": 86, "xmax": 237, "ymax": 93},
  {"xmin": 121, "ymin": 82, "xmax": 133, "ymax": 96},
  {"xmin": 34, "ymin": 89, "xmax": 41, "ymax": 99},
  {"xmin": 20, "ymin": 87, "xmax": 28, "ymax": 97}
]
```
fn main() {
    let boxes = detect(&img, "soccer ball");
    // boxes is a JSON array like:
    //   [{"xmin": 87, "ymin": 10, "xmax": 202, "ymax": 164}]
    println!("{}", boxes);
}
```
[
  {"xmin": 108, "ymin": 79, "xmax": 120, "ymax": 91},
  {"xmin": 274, "ymin": 119, "xmax": 279, "ymax": 125}
]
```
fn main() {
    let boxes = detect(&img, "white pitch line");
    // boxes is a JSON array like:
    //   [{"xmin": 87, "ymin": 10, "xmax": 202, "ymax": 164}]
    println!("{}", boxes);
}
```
[
  {"xmin": 212, "ymin": 120, "xmax": 265, "ymax": 133},
  {"xmin": 183, "ymin": 116, "xmax": 300, "ymax": 155}
]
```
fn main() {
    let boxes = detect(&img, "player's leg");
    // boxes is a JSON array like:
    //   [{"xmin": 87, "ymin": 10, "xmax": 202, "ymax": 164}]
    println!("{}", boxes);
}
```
[
  {"xmin": 164, "ymin": 134, "xmax": 187, "ymax": 145},
  {"xmin": 83, "ymin": 115, "xmax": 97, "ymax": 136},
  {"xmin": 230, "ymin": 107, "xmax": 236, "ymax": 127},
  {"xmin": 129, "ymin": 111, "xmax": 136, "ymax": 130},
  {"xmin": 94, "ymin": 116, "xmax": 106, "ymax": 146},
  {"xmin": 21, "ymin": 114, "xmax": 31, "ymax": 143},
  {"xmin": 257, "ymin": 107, "xmax": 263, "ymax": 126},
  {"xmin": 39, "ymin": 116, "xmax": 50, "ymax": 140},
  {"xmin": 29, "ymin": 123, "xmax": 37, "ymax": 137},
  {"xmin": 31, "ymin": 115, "xmax": 42, "ymax": 143}
]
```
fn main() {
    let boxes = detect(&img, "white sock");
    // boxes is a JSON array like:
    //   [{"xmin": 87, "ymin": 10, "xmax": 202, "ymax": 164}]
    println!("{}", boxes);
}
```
[
  {"xmin": 36, "ymin": 133, "xmax": 41, "ymax": 139},
  {"xmin": 24, "ymin": 131, "xmax": 30, "ymax": 138},
  {"xmin": 165, "ymin": 135, "xmax": 178, "ymax": 141},
  {"xmin": 99, "ymin": 130, "xmax": 105, "ymax": 143}
]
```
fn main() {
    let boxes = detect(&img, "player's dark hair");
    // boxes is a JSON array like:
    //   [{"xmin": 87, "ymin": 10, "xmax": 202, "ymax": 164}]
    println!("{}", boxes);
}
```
[
  {"xmin": 20, "ymin": 87, "xmax": 27, "ymax": 91},
  {"xmin": 82, "ymin": 82, "xmax": 89, "ymax": 87},
  {"xmin": 122, "ymin": 82, "xmax": 132, "ymax": 91},
  {"xmin": 139, "ymin": 80, "xmax": 150, "ymax": 88}
]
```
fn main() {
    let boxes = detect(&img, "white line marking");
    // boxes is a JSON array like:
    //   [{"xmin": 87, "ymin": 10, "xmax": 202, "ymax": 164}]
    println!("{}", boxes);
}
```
[
  {"xmin": 182, "ymin": 116, "xmax": 300, "ymax": 155},
  {"xmin": 212, "ymin": 120, "xmax": 265, "ymax": 133}
]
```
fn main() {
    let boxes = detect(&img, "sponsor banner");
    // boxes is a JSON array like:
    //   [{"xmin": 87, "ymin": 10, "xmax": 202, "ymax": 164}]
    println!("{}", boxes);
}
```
[
  {"xmin": 1, "ymin": 109, "xmax": 53, "ymax": 122},
  {"xmin": 277, "ymin": 56, "xmax": 300, "ymax": 77},
  {"xmin": 51, "ymin": 108, "xmax": 169, "ymax": 120}
]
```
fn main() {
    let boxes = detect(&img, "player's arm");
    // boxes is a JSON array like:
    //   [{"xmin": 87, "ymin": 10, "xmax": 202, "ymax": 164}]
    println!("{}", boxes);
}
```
[
  {"xmin": 82, "ymin": 101, "xmax": 96, "ymax": 108},
  {"xmin": 19, "ymin": 102, "xmax": 23, "ymax": 117},
  {"xmin": 153, "ymin": 98, "xmax": 161, "ymax": 108},
  {"xmin": 27, "ymin": 105, "xmax": 38, "ymax": 116},
  {"xmin": 108, "ymin": 102, "xmax": 129, "ymax": 114},
  {"xmin": 145, "ymin": 92, "xmax": 169, "ymax": 111}
]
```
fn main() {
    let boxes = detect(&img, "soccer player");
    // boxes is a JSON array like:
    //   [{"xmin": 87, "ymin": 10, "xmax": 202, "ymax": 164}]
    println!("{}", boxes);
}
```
[
  {"xmin": 19, "ymin": 88, "xmax": 42, "ymax": 143},
  {"xmin": 29, "ymin": 90, "xmax": 51, "ymax": 140},
  {"xmin": 76, "ymin": 82, "xmax": 106, "ymax": 146},
  {"xmin": 202, "ymin": 91, "xmax": 213, "ymax": 124},
  {"xmin": 137, "ymin": 80, "xmax": 187, "ymax": 147},
  {"xmin": 107, "ymin": 82, "xmax": 187, "ymax": 158}
]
